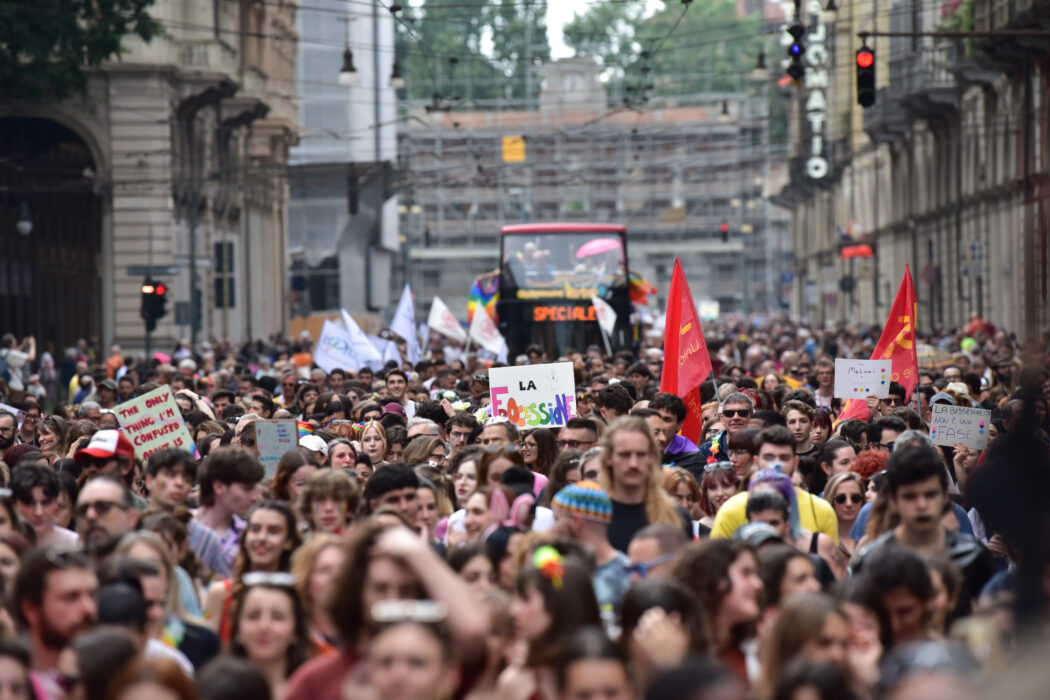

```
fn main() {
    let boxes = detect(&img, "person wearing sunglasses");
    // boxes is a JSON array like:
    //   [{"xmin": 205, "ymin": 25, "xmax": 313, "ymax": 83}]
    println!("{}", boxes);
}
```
[
  {"xmin": 823, "ymin": 471, "xmax": 866, "ymax": 560},
  {"xmin": 865, "ymin": 380, "xmax": 907, "ymax": 419},
  {"xmin": 868, "ymin": 416, "xmax": 907, "ymax": 456},
  {"xmin": 699, "ymin": 393, "xmax": 755, "ymax": 463},
  {"xmin": 76, "ymin": 477, "xmax": 138, "ymax": 557},
  {"xmin": 625, "ymin": 523, "xmax": 689, "ymax": 583}
]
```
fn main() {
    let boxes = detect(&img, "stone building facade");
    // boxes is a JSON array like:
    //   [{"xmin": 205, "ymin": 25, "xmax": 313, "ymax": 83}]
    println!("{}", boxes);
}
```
[
  {"xmin": 0, "ymin": 0, "xmax": 299, "ymax": 352},
  {"xmin": 777, "ymin": 0, "xmax": 1049, "ymax": 342}
]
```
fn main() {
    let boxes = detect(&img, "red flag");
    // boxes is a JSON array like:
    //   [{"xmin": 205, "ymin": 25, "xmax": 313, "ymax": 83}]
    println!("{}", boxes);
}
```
[
  {"xmin": 660, "ymin": 259, "xmax": 713, "ymax": 443},
  {"xmin": 837, "ymin": 266, "xmax": 919, "ymax": 423}
]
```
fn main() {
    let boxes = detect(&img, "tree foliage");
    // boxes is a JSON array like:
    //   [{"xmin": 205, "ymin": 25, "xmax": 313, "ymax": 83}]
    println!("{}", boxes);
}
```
[
  {"xmin": 0, "ymin": 0, "xmax": 161, "ymax": 100},
  {"xmin": 395, "ymin": 0, "xmax": 550, "ymax": 105},
  {"xmin": 565, "ymin": 0, "xmax": 765, "ymax": 99}
]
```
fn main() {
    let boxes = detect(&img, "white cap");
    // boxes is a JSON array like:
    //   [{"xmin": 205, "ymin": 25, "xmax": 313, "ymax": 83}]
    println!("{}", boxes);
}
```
[{"xmin": 299, "ymin": 434, "xmax": 328, "ymax": 456}]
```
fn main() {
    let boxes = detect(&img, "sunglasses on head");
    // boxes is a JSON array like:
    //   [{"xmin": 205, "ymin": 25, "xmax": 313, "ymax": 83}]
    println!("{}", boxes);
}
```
[
  {"xmin": 834, "ymin": 493, "xmax": 863, "ymax": 505},
  {"xmin": 704, "ymin": 461, "xmax": 735, "ymax": 473}
]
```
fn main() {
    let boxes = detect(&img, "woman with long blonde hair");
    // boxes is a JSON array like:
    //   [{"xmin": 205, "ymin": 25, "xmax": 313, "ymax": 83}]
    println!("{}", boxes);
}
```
[{"xmin": 598, "ymin": 415, "xmax": 686, "ymax": 551}]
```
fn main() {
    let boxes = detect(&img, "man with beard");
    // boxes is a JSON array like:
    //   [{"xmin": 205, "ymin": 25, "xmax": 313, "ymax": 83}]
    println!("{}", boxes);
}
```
[
  {"xmin": 0, "ymin": 411, "xmax": 17, "ymax": 463},
  {"xmin": 76, "ymin": 477, "xmax": 139, "ymax": 558},
  {"xmin": 13, "ymin": 547, "xmax": 98, "ymax": 693}
]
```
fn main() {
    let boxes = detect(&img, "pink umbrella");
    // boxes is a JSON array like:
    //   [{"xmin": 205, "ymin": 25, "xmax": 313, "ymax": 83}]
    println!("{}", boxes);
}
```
[
  {"xmin": 153, "ymin": 352, "xmax": 171, "ymax": 364},
  {"xmin": 575, "ymin": 238, "xmax": 622, "ymax": 258}
]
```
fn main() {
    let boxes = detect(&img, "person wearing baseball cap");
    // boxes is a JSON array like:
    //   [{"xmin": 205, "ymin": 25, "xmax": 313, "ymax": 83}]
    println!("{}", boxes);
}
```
[
  {"xmin": 75, "ymin": 429, "xmax": 137, "ymax": 490},
  {"xmin": 550, "ymin": 481, "xmax": 631, "ymax": 620}
]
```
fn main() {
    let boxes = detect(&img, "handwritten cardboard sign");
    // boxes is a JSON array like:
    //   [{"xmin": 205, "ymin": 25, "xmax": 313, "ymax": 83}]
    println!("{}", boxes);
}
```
[
  {"xmin": 489, "ymin": 362, "xmax": 577, "ymax": 429},
  {"xmin": 833, "ymin": 359, "xmax": 893, "ymax": 399},
  {"xmin": 255, "ymin": 420, "xmax": 298, "ymax": 478},
  {"xmin": 0, "ymin": 403, "xmax": 26, "ymax": 429},
  {"xmin": 930, "ymin": 404, "xmax": 991, "ymax": 451},
  {"xmin": 115, "ymin": 385, "xmax": 195, "ymax": 461}
]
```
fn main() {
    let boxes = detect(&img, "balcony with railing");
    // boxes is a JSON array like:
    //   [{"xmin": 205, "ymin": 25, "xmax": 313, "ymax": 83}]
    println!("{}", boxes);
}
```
[{"xmin": 888, "ymin": 44, "xmax": 960, "ymax": 120}]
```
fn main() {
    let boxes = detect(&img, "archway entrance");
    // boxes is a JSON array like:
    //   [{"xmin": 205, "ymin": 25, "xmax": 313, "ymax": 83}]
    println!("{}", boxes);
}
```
[{"xmin": 0, "ymin": 117, "xmax": 103, "ymax": 351}]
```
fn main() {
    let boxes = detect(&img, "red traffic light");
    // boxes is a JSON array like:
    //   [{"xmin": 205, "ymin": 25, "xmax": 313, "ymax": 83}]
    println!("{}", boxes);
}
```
[
  {"xmin": 856, "ymin": 49, "xmax": 874, "ymax": 68},
  {"xmin": 155, "ymin": 283, "xmax": 167, "ymax": 296},
  {"xmin": 721, "ymin": 222, "xmax": 729, "ymax": 232}
]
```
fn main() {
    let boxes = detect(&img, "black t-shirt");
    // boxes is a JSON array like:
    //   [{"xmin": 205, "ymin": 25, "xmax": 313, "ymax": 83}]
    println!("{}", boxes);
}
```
[{"xmin": 608, "ymin": 500, "xmax": 694, "ymax": 552}]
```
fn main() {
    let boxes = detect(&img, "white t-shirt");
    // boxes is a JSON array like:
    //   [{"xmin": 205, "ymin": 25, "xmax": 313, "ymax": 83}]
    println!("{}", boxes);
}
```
[{"xmin": 2, "ymin": 349, "xmax": 28, "ymax": 391}]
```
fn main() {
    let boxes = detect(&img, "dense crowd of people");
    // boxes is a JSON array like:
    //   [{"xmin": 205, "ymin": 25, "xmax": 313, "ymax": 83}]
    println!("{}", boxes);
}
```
[{"xmin": 0, "ymin": 314, "xmax": 1045, "ymax": 700}]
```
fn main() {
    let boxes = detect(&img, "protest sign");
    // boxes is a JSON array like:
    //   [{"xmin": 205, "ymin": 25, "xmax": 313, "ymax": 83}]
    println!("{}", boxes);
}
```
[
  {"xmin": 489, "ymin": 362, "xmax": 576, "ymax": 429},
  {"xmin": 833, "ymin": 359, "xmax": 892, "ymax": 399},
  {"xmin": 0, "ymin": 403, "xmax": 26, "ymax": 428},
  {"xmin": 255, "ymin": 420, "xmax": 298, "ymax": 478},
  {"xmin": 930, "ymin": 404, "xmax": 991, "ymax": 451},
  {"xmin": 115, "ymin": 385, "xmax": 195, "ymax": 461}
]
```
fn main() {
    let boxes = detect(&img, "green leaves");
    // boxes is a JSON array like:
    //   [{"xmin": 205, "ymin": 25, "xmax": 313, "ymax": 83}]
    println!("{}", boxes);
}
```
[{"xmin": 0, "ymin": 0, "xmax": 160, "ymax": 100}]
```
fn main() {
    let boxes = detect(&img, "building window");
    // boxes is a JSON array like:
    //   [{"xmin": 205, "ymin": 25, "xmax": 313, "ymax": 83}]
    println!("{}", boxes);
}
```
[{"xmin": 214, "ymin": 242, "xmax": 235, "ymax": 309}]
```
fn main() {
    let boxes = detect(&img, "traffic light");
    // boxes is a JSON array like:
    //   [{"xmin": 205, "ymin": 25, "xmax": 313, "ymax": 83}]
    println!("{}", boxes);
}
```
[
  {"xmin": 856, "ymin": 46, "xmax": 876, "ymax": 107},
  {"xmin": 140, "ymin": 278, "xmax": 169, "ymax": 332},
  {"xmin": 786, "ymin": 22, "xmax": 806, "ymax": 84},
  {"xmin": 721, "ymin": 221, "xmax": 730, "ymax": 243}
]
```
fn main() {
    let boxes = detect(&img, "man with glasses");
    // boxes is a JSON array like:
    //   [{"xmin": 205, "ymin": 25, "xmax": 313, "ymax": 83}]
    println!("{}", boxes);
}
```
[
  {"xmin": 17, "ymin": 403, "xmax": 40, "ymax": 447},
  {"xmin": 13, "ymin": 548, "xmax": 97, "ymax": 689},
  {"xmin": 626, "ymin": 523, "xmax": 689, "ymax": 582},
  {"xmin": 869, "ymin": 416, "xmax": 907, "ymax": 455},
  {"xmin": 710, "ymin": 425, "xmax": 838, "ymax": 543},
  {"xmin": 942, "ymin": 365, "xmax": 964, "ymax": 384},
  {"xmin": 76, "ymin": 476, "xmax": 138, "ymax": 557},
  {"xmin": 699, "ymin": 392, "xmax": 754, "ymax": 463},
  {"xmin": 73, "ymin": 430, "xmax": 138, "ymax": 490},
  {"xmin": 446, "ymin": 413, "xmax": 477, "ymax": 456},
  {"xmin": 866, "ymin": 381, "xmax": 907, "ymax": 420},
  {"xmin": 557, "ymin": 418, "xmax": 599, "ymax": 453},
  {"xmin": 276, "ymin": 371, "xmax": 299, "ymax": 408}
]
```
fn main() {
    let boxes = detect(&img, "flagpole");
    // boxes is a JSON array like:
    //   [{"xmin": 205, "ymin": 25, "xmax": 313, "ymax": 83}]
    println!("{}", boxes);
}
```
[
  {"xmin": 597, "ymin": 324, "xmax": 613, "ymax": 357},
  {"xmin": 710, "ymin": 371, "xmax": 719, "ymax": 401}
]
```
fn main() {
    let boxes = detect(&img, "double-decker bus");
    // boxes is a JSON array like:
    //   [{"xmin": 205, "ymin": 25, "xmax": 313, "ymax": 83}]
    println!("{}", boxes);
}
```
[{"xmin": 497, "ymin": 223, "xmax": 634, "ymax": 358}]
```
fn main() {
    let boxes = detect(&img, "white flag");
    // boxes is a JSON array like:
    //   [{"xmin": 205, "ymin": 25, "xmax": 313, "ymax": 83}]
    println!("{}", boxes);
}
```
[
  {"xmin": 367, "ymin": 335, "xmax": 403, "ymax": 369},
  {"xmin": 341, "ymin": 309, "xmax": 383, "ymax": 367},
  {"xmin": 469, "ymin": 307, "xmax": 507, "ymax": 356},
  {"xmin": 427, "ymin": 297, "xmax": 467, "ymax": 343},
  {"xmin": 314, "ymin": 320, "xmax": 359, "ymax": 373},
  {"xmin": 591, "ymin": 296, "xmax": 617, "ymax": 336},
  {"xmin": 391, "ymin": 284, "xmax": 421, "ymax": 364}
]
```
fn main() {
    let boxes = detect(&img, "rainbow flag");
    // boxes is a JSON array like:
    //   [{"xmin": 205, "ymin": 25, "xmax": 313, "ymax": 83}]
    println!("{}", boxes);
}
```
[
  {"xmin": 629, "ymin": 271, "xmax": 657, "ymax": 305},
  {"xmin": 468, "ymin": 271, "xmax": 500, "ymax": 322},
  {"xmin": 297, "ymin": 421, "xmax": 315, "ymax": 439}
]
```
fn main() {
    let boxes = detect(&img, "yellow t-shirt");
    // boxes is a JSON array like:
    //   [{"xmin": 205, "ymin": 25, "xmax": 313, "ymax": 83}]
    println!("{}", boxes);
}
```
[{"xmin": 710, "ymin": 487, "xmax": 840, "ymax": 544}]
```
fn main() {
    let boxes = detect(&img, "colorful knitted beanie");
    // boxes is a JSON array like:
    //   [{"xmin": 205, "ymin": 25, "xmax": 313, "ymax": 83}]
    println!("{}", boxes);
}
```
[{"xmin": 552, "ymin": 480, "xmax": 613, "ymax": 523}]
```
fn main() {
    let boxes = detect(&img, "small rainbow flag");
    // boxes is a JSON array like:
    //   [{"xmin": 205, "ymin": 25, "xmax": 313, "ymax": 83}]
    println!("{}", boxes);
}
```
[
  {"xmin": 629, "ymin": 271, "xmax": 657, "ymax": 305},
  {"xmin": 468, "ymin": 271, "xmax": 500, "ymax": 323},
  {"xmin": 297, "ymin": 421, "xmax": 315, "ymax": 439}
]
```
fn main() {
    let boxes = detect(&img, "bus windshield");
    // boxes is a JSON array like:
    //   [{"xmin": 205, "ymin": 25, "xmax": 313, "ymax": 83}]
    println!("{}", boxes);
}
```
[{"xmin": 501, "ymin": 232, "xmax": 627, "ymax": 298}]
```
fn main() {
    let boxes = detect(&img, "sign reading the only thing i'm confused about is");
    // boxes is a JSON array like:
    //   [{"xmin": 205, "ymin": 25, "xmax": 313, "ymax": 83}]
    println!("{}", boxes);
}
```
[{"xmin": 489, "ymin": 362, "xmax": 577, "ymax": 429}]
